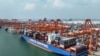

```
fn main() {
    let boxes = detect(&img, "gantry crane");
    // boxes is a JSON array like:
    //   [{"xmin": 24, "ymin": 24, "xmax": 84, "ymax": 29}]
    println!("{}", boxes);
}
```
[
  {"xmin": 31, "ymin": 19, "xmax": 70, "ymax": 34},
  {"xmin": 82, "ymin": 19, "xmax": 99, "ymax": 54},
  {"xmin": 67, "ymin": 19, "xmax": 99, "ymax": 54},
  {"xmin": 25, "ymin": 19, "xmax": 33, "ymax": 31}
]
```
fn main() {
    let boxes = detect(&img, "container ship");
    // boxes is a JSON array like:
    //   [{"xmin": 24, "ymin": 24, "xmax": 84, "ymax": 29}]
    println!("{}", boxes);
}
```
[{"xmin": 0, "ymin": 18, "xmax": 100, "ymax": 56}]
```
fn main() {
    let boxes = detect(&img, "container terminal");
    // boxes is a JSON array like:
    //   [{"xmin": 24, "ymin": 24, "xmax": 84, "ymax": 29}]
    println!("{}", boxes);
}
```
[{"xmin": 0, "ymin": 18, "xmax": 100, "ymax": 56}]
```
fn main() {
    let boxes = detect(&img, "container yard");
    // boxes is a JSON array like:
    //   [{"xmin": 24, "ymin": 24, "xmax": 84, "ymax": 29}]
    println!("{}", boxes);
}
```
[
  {"xmin": 0, "ymin": 0, "xmax": 100, "ymax": 56},
  {"xmin": 0, "ymin": 18, "xmax": 100, "ymax": 56}
]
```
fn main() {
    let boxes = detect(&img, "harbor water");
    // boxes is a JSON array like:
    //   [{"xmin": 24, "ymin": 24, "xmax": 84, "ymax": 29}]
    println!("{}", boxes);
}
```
[{"xmin": 0, "ymin": 29, "xmax": 58, "ymax": 56}]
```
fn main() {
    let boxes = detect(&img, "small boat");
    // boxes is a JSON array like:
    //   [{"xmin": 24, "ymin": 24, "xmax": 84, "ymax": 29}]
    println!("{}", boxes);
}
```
[
  {"xmin": 21, "ymin": 30, "xmax": 88, "ymax": 56},
  {"xmin": 0, "ymin": 26, "xmax": 2, "ymax": 29},
  {"xmin": 4, "ymin": 26, "xmax": 9, "ymax": 32}
]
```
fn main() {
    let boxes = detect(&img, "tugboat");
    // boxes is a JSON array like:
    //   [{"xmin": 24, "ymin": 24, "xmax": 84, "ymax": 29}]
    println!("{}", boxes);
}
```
[
  {"xmin": 4, "ymin": 26, "xmax": 8, "ymax": 32},
  {"xmin": 20, "ymin": 19, "xmax": 88, "ymax": 56},
  {"xmin": 5, "ymin": 27, "xmax": 8, "ymax": 31}
]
